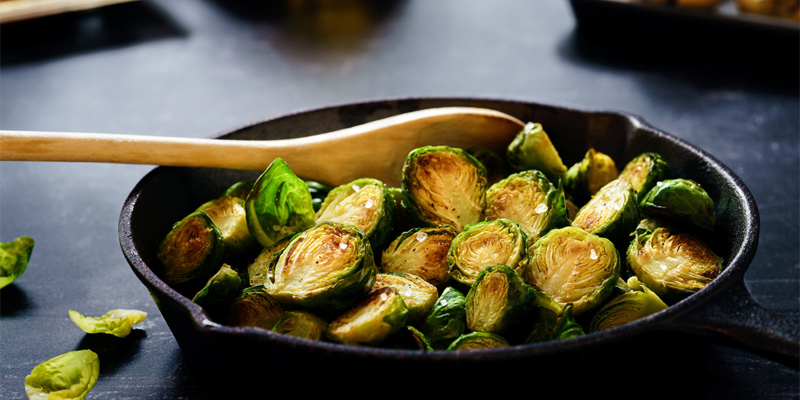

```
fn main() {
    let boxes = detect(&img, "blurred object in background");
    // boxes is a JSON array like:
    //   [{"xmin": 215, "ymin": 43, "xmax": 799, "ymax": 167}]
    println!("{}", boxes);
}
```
[{"xmin": 0, "ymin": 0, "xmax": 138, "ymax": 24}]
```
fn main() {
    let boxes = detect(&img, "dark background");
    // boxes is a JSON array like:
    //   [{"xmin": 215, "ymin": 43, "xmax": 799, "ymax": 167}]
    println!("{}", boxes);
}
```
[{"xmin": 1, "ymin": 1, "xmax": 798, "ymax": 398}]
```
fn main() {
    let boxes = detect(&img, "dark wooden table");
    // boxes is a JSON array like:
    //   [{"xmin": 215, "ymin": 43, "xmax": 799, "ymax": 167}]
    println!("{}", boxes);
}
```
[{"xmin": 1, "ymin": 1, "xmax": 797, "ymax": 398}]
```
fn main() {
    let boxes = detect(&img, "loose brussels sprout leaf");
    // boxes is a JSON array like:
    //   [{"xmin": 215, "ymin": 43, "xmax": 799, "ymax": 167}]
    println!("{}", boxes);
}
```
[
  {"xmin": 526, "ymin": 303, "xmax": 585, "ymax": 343},
  {"xmin": 639, "ymin": 178, "xmax": 716, "ymax": 231},
  {"xmin": 447, "ymin": 331, "xmax": 509, "ymax": 351},
  {"xmin": 371, "ymin": 272, "xmax": 439, "ymax": 325},
  {"xmin": 271, "ymin": 310, "xmax": 328, "ymax": 341},
  {"xmin": 267, "ymin": 222, "xmax": 377, "ymax": 314},
  {"xmin": 192, "ymin": 264, "xmax": 243, "ymax": 313},
  {"xmin": 483, "ymin": 170, "xmax": 569, "ymax": 243},
  {"xmin": 420, "ymin": 286, "xmax": 467, "ymax": 349},
  {"xmin": 157, "ymin": 210, "xmax": 225, "ymax": 286},
  {"xmin": 305, "ymin": 180, "xmax": 334, "ymax": 212},
  {"xmin": 227, "ymin": 285, "xmax": 285, "ymax": 329},
  {"xmin": 68, "ymin": 309, "xmax": 147, "ymax": 338},
  {"xmin": 315, "ymin": 178, "xmax": 397, "ymax": 249},
  {"xmin": 327, "ymin": 287, "xmax": 409, "ymax": 346},
  {"xmin": 627, "ymin": 227, "xmax": 723, "ymax": 302},
  {"xmin": 465, "ymin": 265, "xmax": 539, "ymax": 335},
  {"xmin": 381, "ymin": 226, "xmax": 456, "ymax": 286},
  {"xmin": 247, "ymin": 236, "xmax": 291, "ymax": 287},
  {"xmin": 525, "ymin": 226, "xmax": 620, "ymax": 316},
  {"xmin": 506, "ymin": 122, "xmax": 568, "ymax": 181},
  {"xmin": 245, "ymin": 158, "xmax": 316, "ymax": 248},
  {"xmin": 448, "ymin": 219, "xmax": 529, "ymax": 287},
  {"xmin": 196, "ymin": 196, "xmax": 258, "ymax": 259},
  {"xmin": 467, "ymin": 146, "xmax": 509, "ymax": 186},
  {"xmin": 401, "ymin": 145, "xmax": 487, "ymax": 232},
  {"xmin": 563, "ymin": 148, "xmax": 619, "ymax": 203},
  {"xmin": 382, "ymin": 326, "xmax": 434, "ymax": 351},
  {"xmin": 222, "ymin": 181, "xmax": 254, "ymax": 200},
  {"xmin": 589, "ymin": 284, "xmax": 668, "ymax": 332},
  {"xmin": 617, "ymin": 152, "xmax": 670, "ymax": 200},
  {"xmin": 571, "ymin": 178, "xmax": 639, "ymax": 243},
  {"xmin": 0, "ymin": 235, "xmax": 34, "ymax": 289},
  {"xmin": 25, "ymin": 349, "xmax": 99, "ymax": 400}
]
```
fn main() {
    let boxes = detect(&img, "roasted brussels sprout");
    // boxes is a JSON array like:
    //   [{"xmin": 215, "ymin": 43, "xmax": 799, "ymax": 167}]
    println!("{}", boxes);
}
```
[
  {"xmin": 465, "ymin": 265, "xmax": 539, "ymax": 337},
  {"xmin": 25, "ymin": 349, "xmax": 99, "ymax": 400},
  {"xmin": 0, "ymin": 235, "xmax": 34, "ymax": 289},
  {"xmin": 68, "ymin": 309, "xmax": 147, "ymax": 338},
  {"xmin": 571, "ymin": 178, "xmax": 640, "ymax": 243},
  {"xmin": 483, "ymin": 170, "xmax": 569, "ymax": 242},
  {"xmin": 245, "ymin": 158, "xmax": 316, "ymax": 248},
  {"xmin": 617, "ymin": 152, "xmax": 670, "ymax": 199},
  {"xmin": 639, "ymin": 178, "xmax": 716, "ymax": 231},
  {"xmin": 382, "ymin": 326, "xmax": 434, "ymax": 351},
  {"xmin": 589, "ymin": 284, "xmax": 668, "ymax": 332},
  {"xmin": 448, "ymin": 219, "xmax": 529, "ymax": 287},
  {"xmin": 447, "ymin": 331, "xmax": 509, "ymax": 351},
  {"xmin": 627, "ymin": 227, "xmax": 723, "ymax": 302},
  {"xmin": 327, "ymin": 287, "xmax": 409, "ymax": 346},
  {"xmin": 466, "ymin": 146, "xmax": 509, "ymax": 186},
  {"xmin": 372, "ymin": 272, "xmax": 439, "ymax": 325},
  {"xmin": 524, "ymin": 226, "xmax": 620, "ymax": 316},
  {"xmin": 157, "ymin": 210, "xmax": 225, "ymax": 287},
  {"xmin": 271, "ymin": 310, "xmax": 328, "ymax": 341},
  {"xmin": 380, "ymin": 226, "xmax": 456, "ymax": 286},
  {"xmin": 526, "ymin": 303, "xmax": 585, "ymax": 343},
  {"xmin": 315, "ymin": 178, "xmax": 397, "ymax": 249},
  {"xmin": 196, "ymin": 195, "xmax": 258, "ymax": 259},
  {"xmin": 401, "ymin": 145, "xmax": 487, "ymax": 232},
  {"xmin": 266, "ymin": 222, "xmax": 377, "ymax": 314},
  {"xmin": 506, "ymin": 122, "xmax": 568, "ymax": 181},
  {"xmin": 246, "ymin": 236, "xmax": 291, "ymax": 287},
  {"xmin": 222, "ymin": 181, "xmax": 254, "ymax": 200},
  {"xmin": 563, "ymin": 148, "xmax": 619, "ymax": 203},
  {"xmin": 419, "ymin": 286, "xmax": 467, "ymax": 349},
  {"xmin": 192, "ymin": 264, "xmax": 243, "ymax": 314},
  {"xmin": 227, "ymin": 285, "xmax": 285, "ymax": 329}
]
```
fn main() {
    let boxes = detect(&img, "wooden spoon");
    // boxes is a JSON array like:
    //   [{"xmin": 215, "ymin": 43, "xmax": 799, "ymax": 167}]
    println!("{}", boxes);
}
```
[{"xmin": 0, "ymin": 107, "xmax": 525, "ymax": 187}]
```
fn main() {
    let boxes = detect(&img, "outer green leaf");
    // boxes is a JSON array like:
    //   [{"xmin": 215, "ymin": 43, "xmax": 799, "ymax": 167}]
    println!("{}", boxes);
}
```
[
  {"xmin": 24, "ymin": 349, "xmax": 99, "ymax": 400},
  {"xmin": 0, "ymin": 236, "xmax": 34, "ymax": 289},
  {"xmin": 68, "ymin": 309, "xmax": 147, "ymax": 338}
]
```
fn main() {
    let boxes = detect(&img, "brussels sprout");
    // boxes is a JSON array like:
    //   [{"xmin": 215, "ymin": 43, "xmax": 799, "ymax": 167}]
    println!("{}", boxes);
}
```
[
  {"xmin": 327, "ymin": 287, "xmax": 409, "ymax": 346},
  {"xmin": 266, "ymin": 222, "xmax": 377, "ymax": 314},
  {"xmin": 447, "ymin": 331, "xmax": 509, "ymax": 351},
  {"xmin": 401, "ymin": 145, "xmax": 488, "ymax": 232},
  {"xmin": 589, "ymin": 284, "xmax": 668, "ymax": 332},
  {"xmin": 563, "ymin": 148, "xmax": 620, "ymax": 203},
  {"xmin": 420, "ymin": 286, "xmax": 467, "ymax": 349},
  {"xmin": 315, "ymin": 178, "xmax": 397, "ymax": 249},
  {"xmin": 371, "ymin": 272, "xmax": 439, "ymax": 325},
  {"xmin": 25, "ymin": 349, "xmax": 99, "ymax": 400},
  {"xmin": 639, "ymin": 178, "xmax": 716, "ymax": 232},
  {"xmin": 526, "ymin": 303, "xmax": 585, "ymax": 343},
  {"xmin": 227, "ymin": 285, "xmax": 285, "ymax": 329},
  {"xmin": 447, "ymin": 219, "xmax": 529, "ymax": 287},
  {"xmin": 196, "ymin": 195, "xmax": 258, "ymax": 259},
  {"xmin": 192, "ymin": 264, "xmax": 243, "ymax": 314},
  {"xmin": 245, "ymin": 158, "xmax": 316, "ymax": 248},
  {"xmin": 380, "ymin": 226, "xmax": 456, "ymax": 286},
  {"xmin": 626, "ymin": 227, "xmax": 723, "ymax": 302},
  {"xmin": 617, "ymin": 152, "xmax": 670, "ymax": 199},
  {"xmin": 524, "ymin": 226, "xmax": 620, "ymax": 316},
  {"xmin": 157, "ymin": 210, "xmax": 225, "ymax": 287},
  {"xmin": 247, "ymin": 236, "xmax": 291, "ymax": 287},
  {"xmin": 271, "ymin": 310, "xmax": 328, "ymax": 341},
  {"xmin": 68, "ymin": 309, "xmax": 147, "ymax": 338},
  {"xmin": 571, "ymin": 178, "xmax": 640, "ymax": 243},
  {"xmin": 466, "ymin": 146, "xmax": 509, "ymax": 186},
  {"xmin": 222, "ymin": 181, "xmax": 254, "ymax": 200},
  {"xmin": 305, "ymin": 180, "xmax": 333, "ymax": 212},
  {"xmin": 0, "ymin": 235, "xmax": 34, "ymax": 289},
  {"xmin": 465, "ymin": 265, "xmax": 539, "ymax": 336},
  {"xmin": 506, "ymin": 122, "xmax": 568, "ymax": 181},
  {"xmin": 483, "ymin": 170, "xmax": 569, "ymax": 242},
  {"xmin": 382, "ymin": 326, "xmax": 434, "ymax": 351}
]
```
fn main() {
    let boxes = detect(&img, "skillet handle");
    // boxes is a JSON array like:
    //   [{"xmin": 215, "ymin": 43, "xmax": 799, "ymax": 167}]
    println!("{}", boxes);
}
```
[{"xmin": 672, "ymin": 279, "xmax": 799, "ymax": 368}]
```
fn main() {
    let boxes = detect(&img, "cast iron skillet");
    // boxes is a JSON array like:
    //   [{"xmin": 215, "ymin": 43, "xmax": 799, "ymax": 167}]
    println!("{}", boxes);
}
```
[{"xmin": 119, "ymin": 98, "xmax": 797, "ymax": 387}]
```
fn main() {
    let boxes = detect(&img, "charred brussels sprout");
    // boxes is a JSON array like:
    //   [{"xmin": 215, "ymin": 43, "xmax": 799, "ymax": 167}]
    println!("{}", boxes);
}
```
[
  {"xmin": 157, "ymin": 210, "xmax": 225, "ymax": 287},
  {"xmin": 192, "ymin": 264, "xmax": 243, "ymax": 315},
  {"xmin": 589, "ymin": 284, "xmax": 668, "ymax": 332},
  {"xmin": 401, "ymin": 145, "xmax": 487, "ymax": 232},
  {"xmin": 25, "ymin": 349, "xmax": 99, "ymax": 400},
  {"xmin": 639, "ymin": 178, "xmax": 716, "ymax": 231},
  {"xmin": 266, "ymin": 222, "xmax": 377, "ymax": 314},
  {"xmin": 246, "ymin": 236, "xmax": 291, "ymax": 287},
  {"xmin": 68, "ymin": 309, "xmax": 147, "ymax": 338},
  {"xmin": 448, "ymin": 219, "xmax": 529, "ymax": 287},
  {"xmin": 196, "ymin": 195, "xmax": 258, "ymax": 260},
  {"xmin": 447, "ymin": 331, "xmax": 509, "ymax": 351},
  {"xmin": 465, "ymin": 265, "xmax": 539, "ymax": 336},
  {"xmin": 563, "ymin": 148, "xmax": 619, "ymax": 203},
  {"xmin": 525, "ymin": 226, "xmax": 620, "ymax": 316},
  {"xmin": 227, "ymin": 285, "xmax": 285, "ymax": 329},
  {"xmin": 245, "ymin": 158, "xmax": 316, "ymax": 248},
  {"xmin": 305, "ymin": 180, "xmax": 333, "ymax": 212},
  {"xmin": 271, "ymin": 310, "xmax": 328, "ymax": 341},
  {"xmin": 571, "ymin": 178, "xmax": 639, "ymax": 243},
  {"xmin": 617, "ymin": 153, "xmax": 670, "ymax": 200},
  {"xmin": 315, "ymin": 178, "xmax": 397, "ymax": 249},
  {"xmin": 381, "ymin": 226, "xmax": 456, "ymax": 286},
  {"xmin": 483, "ymin": 170, "xmax": 569, "ymax": 242},
  {"xmin": 327, "ymin": 287, "xmax": 409, "ymax": 346},
  {"xmin": 467, "ymin": 146, "xmax": 509, "ymax": 186},
  {"xmin": 506, "ymin": 122, "xmax": 568, "ymax": 181},
  {"xmin": 0, "ymin": 235, "xmax": 34, "ymax": 289},
  {"xmin": 222, "ymin": 181, "xmax": 254, "ymax": 200},
  {"xmin": 627, "ymin": 227, "xmax": 723, "ymax": 302},
  {"xmin": 420, "ymin": 286, "xmax": 467, "ymax": 349},
  {"xmin": 372, "ymin": 272, "xmax": 439, "ymax": 325}
]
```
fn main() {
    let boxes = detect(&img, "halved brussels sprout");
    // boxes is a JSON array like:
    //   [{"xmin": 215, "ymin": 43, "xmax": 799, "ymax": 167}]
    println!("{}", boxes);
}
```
[
  {"xmin": 68, "ymin": 309, "xmax": 147, "ymax": 338},
  {"xmin": 589, "ymin": 284, "xmax": 668, "ymax": 332},
  {"xmin": 196, "ymin": 195, "xmax": 258, "ymax": 259},
  {"xmin": 447, "ymin": 219, "xmax": 528, "ymax": 287},
  {"xmin": 246, "ymin": 236, "xmax": 291, "ymax": 287},
  {"xmin": 571, "ymin": 178, "xmax": 640, "ymax": 243},
  {"xmin": 25, "ymin": 349, "xmax": 99, "ymax": 400},
  {"xmin": 227, "ymin": 285, "xmax": 285, "ymax": 329},
  {"xmin": 563, "ymin": 148, "xmax": 619, "ymax": 203},
  {"xmin": 0, "ymin": 235, "xmax": 34, "ymax": 289},
  {"xmin": 192, "ymin": 264, "xmax": 243, "ymax": 314},
  {"xmin": 271, "ymin": 310, "xmax": 328, "ymax": 341},
  {"xmin": 245, "ymin": 158, "xmax": 316, "ymax": 248},
  {"xmin": 446, "ymin": 331, "xmax": 509, "ymax": 351},
  {"xmin": 157, "ymin": 210, "xmax": 225, "ymax": 287},
  {"xmin": 524, "ymin": 226, "xmax": 620, "ymax": 316},
  {"xmin": 382, "ymin": 326, "xmax": 434, "ymax": 351},
  {"xmin": 617, "ymin": 152, "xmax": 670, "ymax": 200},
  {"xmin": 626, "ymin": 227, "xmax": 723, "ymax": 302},
  {"xmin": 327, "ymin": 287, "xmax": 409, "ymax": 346},
  {"xmin": 419, "ymin": 286, "xmax": 467, "ymax": 349},
  {"xmin": 465, "ymin": 265, "xmax": 539, "ymax": 336},
  {"xmin": 467, "ymin": 146, "xmax": 509, "ymax": 186},
  {"xmin": 506, "ymin": 122, "xmax": 568, "ymax": 181},
  {"xmin": 371, "ymin": 272, "xmax": 439, "ymax": 325},
  {"xmin": 315, "ymin": 178, "xmax": 397, "ymax": 249},
  {"xmin": 401, "ymin": 145, "xmax": 488, "ymax": 232},
  {"xmin": 305, "ymin": 180, "xmax": 333, "ymax": 212},
  {"xmin": 639, "ymin": 178, "xmax": 716, "ymax": 231},
  {"xmin": 483, "ymin": 170, "xmax": 569, "ymax": 243},
  {"xmin": 222, "ymin": 181, "xmax": 254, "ymax": 200},
  {"xmin": 266, "ymin": 221, "xmax": 377, "ymax": 314},
  {"xmin": 380, "ymin": 226, "xmax": 457, "ymax": 286},
  {"xmin": 526, "ymin": 303, "xmax": 585, "ymax": 343}
]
